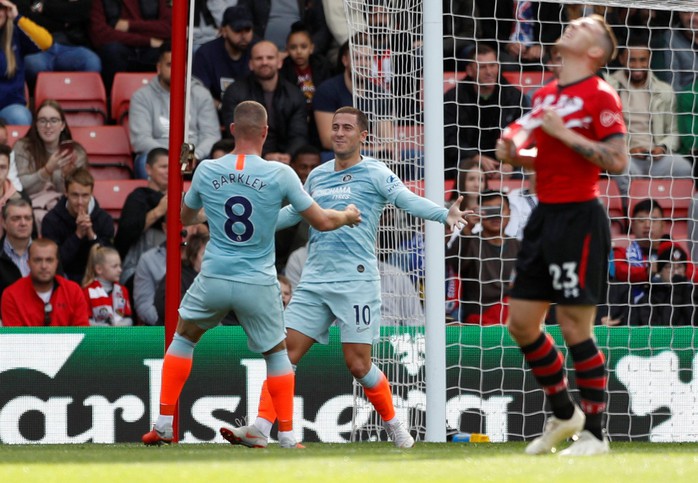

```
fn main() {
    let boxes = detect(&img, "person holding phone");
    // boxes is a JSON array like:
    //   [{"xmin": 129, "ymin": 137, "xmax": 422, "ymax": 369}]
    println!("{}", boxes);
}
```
[
  {"xmin": 13, "ymin": 99, "xmax": 87, "ymax": 233},
  {"xmin": 0, "ymin": 0, "xmax": 52, "ymax": 125}
]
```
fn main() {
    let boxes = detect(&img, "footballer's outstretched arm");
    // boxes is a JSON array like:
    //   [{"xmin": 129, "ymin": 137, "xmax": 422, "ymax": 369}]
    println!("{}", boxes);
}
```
[{"xmin": 300, "ymin": 201, "xmax": 362, "ymax": 231}]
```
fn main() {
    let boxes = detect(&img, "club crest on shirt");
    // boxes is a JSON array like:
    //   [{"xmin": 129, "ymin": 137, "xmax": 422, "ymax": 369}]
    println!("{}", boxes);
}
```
[
  {"xmin": 342, "ymin": 174, "xmax": 353, "ymax": 182},
  {"xmin": 386, "ymin": 174, "xmax": 402, "ymax": 193}
]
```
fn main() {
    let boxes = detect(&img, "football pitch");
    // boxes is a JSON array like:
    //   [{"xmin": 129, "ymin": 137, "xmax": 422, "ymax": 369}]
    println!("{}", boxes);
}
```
[{"xmin": 2, "ymin": 442, "xmax": 698, "ymax": 482}]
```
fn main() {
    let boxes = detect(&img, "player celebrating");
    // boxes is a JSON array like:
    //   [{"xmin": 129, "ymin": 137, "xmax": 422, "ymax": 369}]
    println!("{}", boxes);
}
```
[
  {"xmin": 496, "ymin": 15, "xmax": 628, "ymax": 456},
  {"xmin": 220, "ymin": 106, "xmax": 469, "ymax": 449},
  {"xmin": 142, "ymin": 101, "xmax": 361, "ymax": 448}
]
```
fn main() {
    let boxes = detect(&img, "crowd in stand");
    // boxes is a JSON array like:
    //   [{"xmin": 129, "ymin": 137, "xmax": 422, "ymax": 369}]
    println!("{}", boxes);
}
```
[{"xmin": 0, "ymin": 1, "xmax": 697, "ymax": 327}]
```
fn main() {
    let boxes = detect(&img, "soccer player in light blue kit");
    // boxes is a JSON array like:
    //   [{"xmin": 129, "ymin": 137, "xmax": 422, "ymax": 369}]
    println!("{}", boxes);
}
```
[
  {"xmin": 142, "ymin": 101, "xmax": 361, "ymax": 448},
  {"xmin": 221, "ymin": 106, "xmax": 469, "ymax": 448}
]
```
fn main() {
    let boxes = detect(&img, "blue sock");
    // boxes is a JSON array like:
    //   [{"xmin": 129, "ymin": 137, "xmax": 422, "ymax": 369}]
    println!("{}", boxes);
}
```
[
  {"xmin": 357, "ymin": 364, "xmax": 381, "ymax": 389},
  {"xmin": 264, "ymin": 349, "xmax": 293, "ymax": 376},
  {"xmin": 167, "ymin": 333, "xmax": 196, "ymax": 358}
]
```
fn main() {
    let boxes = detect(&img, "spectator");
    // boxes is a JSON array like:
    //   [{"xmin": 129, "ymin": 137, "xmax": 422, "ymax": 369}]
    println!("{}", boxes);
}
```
[
  {"xmin": 0, "ymin": 0, "xmax": 52, "ymax": 125},
  {"xmin": 82, "ymin": 244, "xmax": 132, "ymax": 326},
  {"xmin": 15, "ymin": 0, "xmax": 101, "ymax": 90},
  {"xmin": 444, "ymin": 44, "xmax": 529, "ymax": 178},
  {"xmin": 280, "ymin": 22, "xmax": 332, "ymax": 147},
  {"xmin": 114, "ymin": 147, "xmax": 167, "ymax": 297},
  {"xmin": 664, "ymin": 10, "xmax": 698, "ymax": 93},
  {"xmin": 220, "ymin": 40, "xmax": 307, "ymax": 164},
  {"xmin": 0, "ymin": 197, "xmax": 32, "ymax": 301},
  {"xmin": 132, "ymin": 240, "xmax": 163, "ymax": 325},
  {"xmin": 209, "ymin": 138, "xmax": 235, "ymax": 159},
  {"xmin": 237, "ymin": 0, "xmax": 330, "ymax": 54},
  {"xmin": 610, "ymin": 199, "xmax": 688, "ymax": 312},
  {"xmin": 275, "ymin": 145, "xmax": 321, "ymax": 271},
  {"xmin": 191, "ymin": 0, "xmax": 237, "ymax": 52},
  {"xmin": 606, "ymin": 35, "xmax": 692, "ymax": 196},
  {"xmin": 446, "ymin": 190, "xmax": 520, "ymax": 324},
  {"xmin": 192, "ymin": 5, "xmax": 256, "ymax": 107},
  {"xmin": 13, "ymin": 99, "xmax": 87, "ymax": 232},
  {"xmin": 602, "ymin": 241, "xmax": 696, "ymax": 326},
  {"xmin": 0, "ymin": 120, "xmax": 22, "ymax": 192},
  {"xmin": 130, "ymin": 42, "xmax": 220, "ymax": 179},
  {"xmin": 89, "ymin": 0, "xmax": 172, "ymax": 91},
  {"xmin": 474, "ymin": 0, "xmax": 566, "ymax": 71},
  {"xmin": 313, "ymin": 40, "xmax": 393, "ymax": 155},
  {"xmin": 41, "ymin": 168, "xmax": 114, "ymax": 282},
  {"xmin": 455, "ymin": 157, "xmax": 488, "ymax": 210},
  {"xmin": 1, "ymin": 238, "xmax": 88, "ymax": 326},
  {"xmin": 0, "ymin": 144, "xmax": 22, "ymax": 236},
  {"xmin": 135, "ymin": 222, "xmax": 209, "ymax": 326}
]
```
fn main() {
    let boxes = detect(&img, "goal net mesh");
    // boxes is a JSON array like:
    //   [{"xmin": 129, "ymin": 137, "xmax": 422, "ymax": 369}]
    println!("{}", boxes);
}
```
[{"xmin": 345, "ymin": 0, "xmax": 698, "ymax": 443}]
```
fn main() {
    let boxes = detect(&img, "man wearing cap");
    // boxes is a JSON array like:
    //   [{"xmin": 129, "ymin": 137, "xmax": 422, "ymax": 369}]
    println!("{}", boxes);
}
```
[{"xmin": 193, "ymin": 5, "xmax": 257, "ymax": 108}]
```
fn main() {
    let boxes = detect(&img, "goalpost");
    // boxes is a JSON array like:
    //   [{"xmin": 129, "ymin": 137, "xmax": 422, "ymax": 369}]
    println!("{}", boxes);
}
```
[{"xmin": 345, "ymin": 0, "xmax": 698, "ymax": 443}]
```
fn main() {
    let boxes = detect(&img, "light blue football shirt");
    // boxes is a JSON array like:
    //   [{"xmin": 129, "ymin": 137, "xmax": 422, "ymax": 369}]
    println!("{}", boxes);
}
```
[
  {"xmin": 278, "ymin": 157, "xmax": 448, "ymax": 283},
  {"xmin": 184, "ymin": 153, "xmax": 314, "ymax": 284}
]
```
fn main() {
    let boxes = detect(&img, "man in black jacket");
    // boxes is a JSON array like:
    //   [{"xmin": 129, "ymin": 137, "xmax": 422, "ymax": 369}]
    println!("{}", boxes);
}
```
[
  {"xmin": 444, "ymin": 43, "xmax": 530, "ymax": 178},
  {"xmin": 220, "ymin": 40, "xmax": 308, "ymax": 164},
  {"xmin": 0, "ymin": 199, "xmax": 33, "ymax": 305},
  {"xmin": 41, "ymin": 168, "xmax": 114, "ymax": 283}
]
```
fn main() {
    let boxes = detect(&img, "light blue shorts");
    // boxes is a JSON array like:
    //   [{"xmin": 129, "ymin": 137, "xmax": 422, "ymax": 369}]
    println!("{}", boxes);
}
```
[
  {"xmin": 179, "ymin": 274, "xmax": 285, "ymax": 353},
  {"xmin": 285, "ymin": 280, "xmax": 381, "ymax": 345}
]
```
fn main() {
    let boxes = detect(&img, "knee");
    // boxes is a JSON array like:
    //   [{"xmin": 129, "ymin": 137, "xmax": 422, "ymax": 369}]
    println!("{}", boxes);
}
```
[
  {"xmin": 345, "ymin": 358, "xmax": 372, "ymax": 379},
  {"xmin": 507, "ymin": 316, "xmax": 540, "ymax": 346},
  {"xmin": 0, "ymin": 104, "xmax": 32, "ymax": 125}
]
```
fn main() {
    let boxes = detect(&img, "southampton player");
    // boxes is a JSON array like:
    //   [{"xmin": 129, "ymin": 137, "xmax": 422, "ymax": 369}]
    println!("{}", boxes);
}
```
[
  {"xmin": 220, "ymin": 106, "xmax": 469, "ymax": 449},
  {"xmin": 142, "ymin": 101, "xmax": 361, "ymax": 448},
  {"xmin": 496, "ymin": 15, "xmax": 628, "ymax": 456}
]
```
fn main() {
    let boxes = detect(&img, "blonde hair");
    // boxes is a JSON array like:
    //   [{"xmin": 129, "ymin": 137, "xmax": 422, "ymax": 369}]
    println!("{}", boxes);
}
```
[
  {"xmin": 83, "ymin": 245, "xmax": 120, "ymax": 287},
  {"xmin": 2, "ymin": 18, "xmax": 15, "ymax": 77}
]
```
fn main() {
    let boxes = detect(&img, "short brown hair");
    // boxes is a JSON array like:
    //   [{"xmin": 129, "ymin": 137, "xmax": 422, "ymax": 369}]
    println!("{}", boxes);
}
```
[
  {"xmin": 334, "ymin": 107, "xmax": 369, "ymax": 132},
  {"xmin": 233, "ymin": 101, "xmax": 268, "ymax": 138},
  {"xmin": 64, "ymin": 167, "xmax": 94, "ymax": 191}
]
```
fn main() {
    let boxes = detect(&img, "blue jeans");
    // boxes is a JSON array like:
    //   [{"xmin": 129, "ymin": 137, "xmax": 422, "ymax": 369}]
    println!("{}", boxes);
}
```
[
  {"xmin": 24, "ymin": 43, "xmax": 102, "ymax": 86},
  {"xmin": 134, "ymin": 152, "xmax": 148, "ymax": 179},
  {"xmin": 0, "ymin": 104, "xmax": 32, "ymax": 125}
]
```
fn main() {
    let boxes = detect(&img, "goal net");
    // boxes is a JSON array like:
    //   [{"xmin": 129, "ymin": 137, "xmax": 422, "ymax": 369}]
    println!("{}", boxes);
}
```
[{"xmin": 345, "ymin": 0, "xmax": 698, "ymax": 443}]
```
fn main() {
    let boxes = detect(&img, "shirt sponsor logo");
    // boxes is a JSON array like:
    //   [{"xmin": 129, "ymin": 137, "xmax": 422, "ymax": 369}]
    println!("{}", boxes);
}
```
[{"xmin": 314, "ymin": 186, "xmax": 352, "ymax": 200}]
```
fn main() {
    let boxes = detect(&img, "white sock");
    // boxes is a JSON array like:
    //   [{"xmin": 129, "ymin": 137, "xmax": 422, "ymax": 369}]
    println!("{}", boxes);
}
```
[
  {"xmin": 278, "ymin": 430, "xmax": 295, "ymax": 442},
  {"xmin": 254, "ymin": 417, "xmax": 273, "ymax": 438},
  {"xmin": 155, "ymin": 415, "xmax": 173, "ymax": 432}
]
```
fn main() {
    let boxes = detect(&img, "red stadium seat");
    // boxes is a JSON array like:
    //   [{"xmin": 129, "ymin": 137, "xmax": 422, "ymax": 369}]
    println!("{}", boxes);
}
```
[
  {"xmin": 71, "ymin": 126, "xmax": 134, "ymax": 180},
  {"xmin": 395, "ymin": 124, "xmax": 424, "ymax": 153},
  {"xmin": 628, "ymin": 178, "xmax": 694, "ymax": 221},
  {"xmin": 4, "ymin": 125, "xmax": 29, "ymax": 147},
  {"xmin": 92, "ymin": 179, "xmax": 148, "ymax": 225},
  {"xmin": 598, "ymin": 177, "xmax": 628, "ymax": 235},
  {"xmin": 501, "ymin": 71, "xmax": 554, "ymax": 95},
  {"xmin": 111, "ymin": 72, "xmax": 152, "ymax": 124},
  {"xmin": 35, "ymin": 72, "xmax": 107, "ymax": 126}
]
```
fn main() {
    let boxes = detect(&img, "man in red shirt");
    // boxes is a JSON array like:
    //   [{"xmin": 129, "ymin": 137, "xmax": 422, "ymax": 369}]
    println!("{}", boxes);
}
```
[
  {"xmin": 1, "ymin": 238, "xmax": 88, "ymax": 326},
  {"xmin": 496, "ymin": 15, "xmax": 628, "ymax": 456}
]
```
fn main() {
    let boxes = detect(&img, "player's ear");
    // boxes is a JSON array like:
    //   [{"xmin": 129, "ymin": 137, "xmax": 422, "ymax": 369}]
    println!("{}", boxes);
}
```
[{"xmin": 588, "ymin": 45, "xmax": 605, "ymax": 65}]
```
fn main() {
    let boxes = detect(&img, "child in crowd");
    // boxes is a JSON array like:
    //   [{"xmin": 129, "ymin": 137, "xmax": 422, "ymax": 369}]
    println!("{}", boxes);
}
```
[
  {"xmin": 82, "ymin": 245, "xmax": 133, "ymax": 326},
  {"xmin": 280, "ymin": 22, "xmax": 332, "ymax": 147}
]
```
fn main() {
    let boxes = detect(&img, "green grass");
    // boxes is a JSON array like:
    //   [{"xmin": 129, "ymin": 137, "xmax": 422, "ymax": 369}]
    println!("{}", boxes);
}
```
[{"xmin": 2, "ymin": 442, "xmax": 698, "ymax": 483}]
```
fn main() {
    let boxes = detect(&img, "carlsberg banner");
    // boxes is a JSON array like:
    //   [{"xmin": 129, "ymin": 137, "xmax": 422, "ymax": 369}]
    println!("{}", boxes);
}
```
[{"xmin": 0, "ymin": 326, "xmax": 694, "ymax": 443}]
